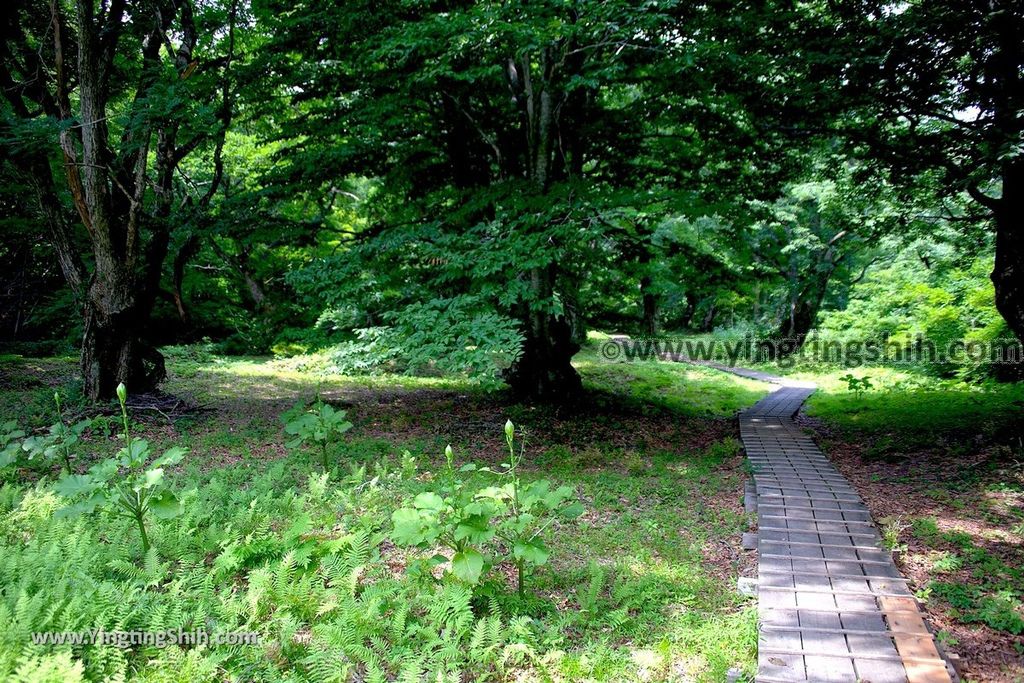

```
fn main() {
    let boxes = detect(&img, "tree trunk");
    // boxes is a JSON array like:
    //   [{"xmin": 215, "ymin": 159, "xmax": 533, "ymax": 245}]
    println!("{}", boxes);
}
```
[
  {"xmin": 637, "ymin": 238, "xmax": 657, "ymax": 337},
  {"xmin": 765, "ymin": 265, "xmax": 835, "ymax": 359},
  {"xmin": 171, "ymin": 235, "xmax": 200, "ymax": 323},
  {"xmin": 699, "ymin": 299, "xmax": 716, "ymax": 332},
  {"xmin": 81, "ymin": 270, "xmax": 165, "ymax": 400},
  {"xmin": 3, "ymin": 0, "xmax": 210, "ymax": 401},
  {"xmin": 640, "ymin": 275, "xmax": 658, "ymax": 337},
  {"xmin": 681, "ymin": 292, "xmax": 697, "ymax": 329},
  {"xmin": 991, "ymin": 158, "xmax": 1024, "ymax": 343},
  {"xmin": 498, "ymin": 45, "xmax": 584, "ymax": 403},
  {"xmin": 988, "ymin": 0, "xmax": 1024, "ymax": 346},
  {"xmin": 503, "ymin": 266, "xmax": 582, "ymax": 402}
]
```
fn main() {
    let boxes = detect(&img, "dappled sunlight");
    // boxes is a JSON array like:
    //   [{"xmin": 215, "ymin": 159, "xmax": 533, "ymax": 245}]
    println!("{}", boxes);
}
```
[
  {"xmin": 575, "ymin": 347, "xmax": 769, "ymax": 418},
  {"xmin": 0, "ymin": 349, "xmax": 761, "ymax": 682}
]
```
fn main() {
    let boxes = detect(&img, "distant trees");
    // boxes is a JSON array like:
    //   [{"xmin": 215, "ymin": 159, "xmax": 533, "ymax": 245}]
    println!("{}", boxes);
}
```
[
  {"xmin": 3, "ymin": 0, "xmax": 1022, "ymax": 401},
  {"xmin": 809, "ymin": 0, "xmax": 1024, "ymax": 343}
]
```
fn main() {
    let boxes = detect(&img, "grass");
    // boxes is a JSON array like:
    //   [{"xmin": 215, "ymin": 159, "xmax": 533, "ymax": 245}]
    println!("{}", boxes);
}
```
[
  {"xmin": 576, "ymin": 348, "xmax": 768, "ymax": 417},
  {"xmin": 0, "ymin": 345, "xmax": 761, "ymax": 682}
]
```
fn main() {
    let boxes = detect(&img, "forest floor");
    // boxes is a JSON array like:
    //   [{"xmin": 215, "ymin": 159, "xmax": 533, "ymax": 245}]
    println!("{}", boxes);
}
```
[
  {"xmin": 0, "ymin": 346, "xmax": 767, "ymax": 682},
  {"xmin": 1, "ymin": 345, "xmax": 1021, "ymax": 681}
]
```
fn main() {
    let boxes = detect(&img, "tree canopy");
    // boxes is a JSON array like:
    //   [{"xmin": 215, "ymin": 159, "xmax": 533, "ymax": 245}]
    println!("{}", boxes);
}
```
[{"xmin": 1, "ymin": 0, "xmax": 1021, "ymax": 399}]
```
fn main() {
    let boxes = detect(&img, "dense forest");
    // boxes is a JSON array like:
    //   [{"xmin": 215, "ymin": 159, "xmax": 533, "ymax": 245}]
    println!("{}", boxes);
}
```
[
  {"xmin": 2, "ymin": 1, "xmax": 1023, "ymax": 682},
  {"xmin": 2, "ymin": 0, "xmax": 1021, "ymax": 399}
]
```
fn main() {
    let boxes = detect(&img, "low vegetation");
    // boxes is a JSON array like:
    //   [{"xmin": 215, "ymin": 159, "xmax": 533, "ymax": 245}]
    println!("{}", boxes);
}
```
[{"xmin": 0, "ymin": 349, "xmax": 759, "ymax": 682}]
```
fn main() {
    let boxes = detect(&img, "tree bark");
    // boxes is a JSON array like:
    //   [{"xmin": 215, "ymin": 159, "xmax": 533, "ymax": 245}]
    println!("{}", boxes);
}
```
[
  {"xmin": 71, "ymin": 0, "xmax": 167, "ymax": 401},
  {"xmin": 640, "ymin": 275, "xmax": 658, "ymax": 337},
  {"xmin": 987, "ymin": 2, "xmax": 1024, "ymax": 345},
  {"xmin": 81, "ymin": 279, "xmax": 166, "ymax": 399},
  {"xmin": 18, "ymin": 0, "xmax": 205, "ymax": 400},
  {"xmin": 699, "ymin": 299, "xmax": 716, "ymax": 332},
  {"xmin": 991, "ymin": 158, "xmax": 1024, "ymax": 342},
  {"xmin": 681, "ymin": 292, "xmax": 697, "ymax": 329},
  {"xmin": 171, "ymin": 234, "xmax": 200, "ymax": 323},
  {"xmin": 764, "ymin": 260, "xmax": 836, "ymax": 359},
  {"xmin": 504, "ymin": 267, "xmax": 582, "ymax": 402}
]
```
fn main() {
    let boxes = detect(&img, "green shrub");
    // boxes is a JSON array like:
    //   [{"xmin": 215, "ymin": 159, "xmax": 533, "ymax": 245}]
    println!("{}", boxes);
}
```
[
  {"xmin": 53, "ymin": 383, "xmax": 187, "ymax": 554},
  {"xmin": 20, "ymin": 393, "xmax": 92, "ymax": 473},
  {"xmin": 391, "ymin": 420, "xmax": 583, "ymax": 595},
  {"xmin": 282, "ymin": 397, "xmax": 353, "ymax": 471}
]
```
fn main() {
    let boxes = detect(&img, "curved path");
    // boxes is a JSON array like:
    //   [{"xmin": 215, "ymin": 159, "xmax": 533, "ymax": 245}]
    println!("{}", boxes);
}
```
[{"xmin": 711, "ymin": 363, "xmax": 955, "ymax": 682}]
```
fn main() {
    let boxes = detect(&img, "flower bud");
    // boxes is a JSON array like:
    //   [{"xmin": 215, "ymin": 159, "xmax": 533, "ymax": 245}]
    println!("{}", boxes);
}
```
[
  {"xmin": 116, "ymin": 383, "xmax": 127, "ymax": 403},
  {"xmin": 504, "ymin": 419, "xmax": 514, "ymax": 441}
]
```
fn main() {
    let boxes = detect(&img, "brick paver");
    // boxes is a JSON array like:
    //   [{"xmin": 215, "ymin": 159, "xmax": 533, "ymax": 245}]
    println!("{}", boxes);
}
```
[{"xmin": 735, "ymin": 372, "xmax": 953, "ymax": 683}]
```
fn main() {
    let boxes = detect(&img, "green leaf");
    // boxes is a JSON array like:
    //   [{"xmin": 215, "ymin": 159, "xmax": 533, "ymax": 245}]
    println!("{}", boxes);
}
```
[
  {"xmin": 450, "ymin": 548, "xmax": 485, "ymax": 584},
  {"xmin": 413, "ymin": 491, "xmax": 444, "ymax": 511},
  {"xmin": 88, "ymin": 458, "xmax": 119, "ymax": 483},
  {"xmin": 513, "ymin": 540, "xmax": 550, "ymax": 566},
  {"xmin": 154, "ymin": 446, "xmax": 187, "ymax": 467},
  {"xmin": 475, "ymin": 485, "xmax": 511, "ymax": 501},
  {"xmin": 21, "ymin": 436, "xmax": 47, "ymax": 457},
  {"xmin": 285, "ymin": 413, "xmax": 318, "ymax": 436},
  {"xmin": 285, "ymin": 512, "xmax": 312, "ymax": 541},
  {"xmin": 54, "ymin": 474, "xmax": 97, "ymax": 498},
  {"xmin": 143, "ymin": 467, "xmax": 165, "ymax": 489},
  {"xmin": 391, "ymin": 507, "xmax": 432, "ymax": 546},
  {"xmin": 543, "ymin": 485, "xmax": 574, "ymax": 509},
  {"xmin": 125, "ymin": 439, "xmax": 151, "ymax": 465},
  {"xmin": 56, "ymin": 491, "xmax": 106, "ymax": 517},
  {"xmin": 148, "ymin": 490, "xmax": 182, "ymax": 519},
  {"xmin": 454, "ymin": 519, "xmax": 495, "ymax": 544},
  {"xmin": 559, "ymin": 501, "xmax": 585, "ymax": 519}
]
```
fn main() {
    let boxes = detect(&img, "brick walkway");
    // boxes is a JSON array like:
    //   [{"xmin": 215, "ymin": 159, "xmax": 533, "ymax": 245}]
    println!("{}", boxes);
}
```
[{"xmin": 737, "ymin": 372, "xmax": 954, "ymax": 683}]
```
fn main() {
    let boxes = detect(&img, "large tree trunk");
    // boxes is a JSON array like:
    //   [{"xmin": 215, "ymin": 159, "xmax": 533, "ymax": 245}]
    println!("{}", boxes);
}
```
[
  {"xmin": 778, "ymin": 292, "xmax": 825, "ymax": 346},
  {"xmin": 499, "ymin": 45, "xmax": 585, "ymax": 403},
  {"xmin": 503, "ymin": 266, "xmax": 582, "ymax": 402},
  {"xmin": 3, "ymin": 0, "xmax": 218, "ymax": 400},
  {"xmin": 80, "ymin": 232, "xmax": 168, "ymax": 400},
  {"xmin": 641, "ymin": 288, "xmax": 658, "ymax": 337},
  {"xmin": 699, "ymin": 299, "xmax": 717, "ymax": 332},
  {"xmin": 991, "ymin": 159, "xmax": 1024, "ymax": 343},
  {"xmin": 764, "ymin": 265, "xmax": 834, "ymax": 359},
  {"xmin": 81, "ymin": 285, "xmax": 165, "ymax": 400}
]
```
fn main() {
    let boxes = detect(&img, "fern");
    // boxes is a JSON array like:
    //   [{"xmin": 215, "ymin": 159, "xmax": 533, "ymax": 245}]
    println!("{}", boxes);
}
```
[{"xmin": 579, "ymin": 561, "xmax": 606, "ymax": 614}]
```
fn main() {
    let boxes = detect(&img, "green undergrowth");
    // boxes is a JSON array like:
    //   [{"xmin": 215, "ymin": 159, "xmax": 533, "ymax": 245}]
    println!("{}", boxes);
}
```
[{"xmin": 0, "ymin": 348, "xmax": 758, "ymax": 682}]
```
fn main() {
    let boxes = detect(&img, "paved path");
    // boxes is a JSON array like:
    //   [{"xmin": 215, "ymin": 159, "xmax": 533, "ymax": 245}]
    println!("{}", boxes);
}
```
[{"xmin": 733, "ymin": 370, "xmax": 954, "ymax": 683}]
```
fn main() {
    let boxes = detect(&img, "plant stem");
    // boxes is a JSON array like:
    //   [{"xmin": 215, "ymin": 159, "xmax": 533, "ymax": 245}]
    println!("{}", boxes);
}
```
[
  {"xmin": 54, "ymin": 393, "xmax": 73, "ymax": 473},
  {"xmin": 119, "ymin": 396, "xmax": 133, "ymax": 456},
  {"xmin": 517, "ymin": 560, "xmax": 525, "ymax": 597},
  {"xmin": 135, "ymin": 511, "xmax": 150, "ymax": 554}
]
